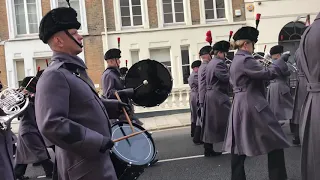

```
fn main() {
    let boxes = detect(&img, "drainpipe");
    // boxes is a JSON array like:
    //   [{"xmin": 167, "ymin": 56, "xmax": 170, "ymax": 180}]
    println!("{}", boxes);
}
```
[{"xmin": 102, "ymin": 0, "xmax": 108, "ymax": 69}]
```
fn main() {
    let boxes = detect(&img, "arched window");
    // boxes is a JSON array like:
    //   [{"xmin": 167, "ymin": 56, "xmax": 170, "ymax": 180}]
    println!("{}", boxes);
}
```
[{"xmin": 278, "ymin": 21, "xmax": 306, "ymax": 42}]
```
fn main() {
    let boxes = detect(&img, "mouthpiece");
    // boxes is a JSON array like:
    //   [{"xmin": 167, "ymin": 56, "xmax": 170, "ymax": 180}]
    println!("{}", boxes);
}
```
[{"xmin": 143, "ymin": 80, "xmax": 148, "ymax": 85}]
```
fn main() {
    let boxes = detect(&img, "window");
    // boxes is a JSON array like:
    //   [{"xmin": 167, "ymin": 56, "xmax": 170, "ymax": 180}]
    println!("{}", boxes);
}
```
[
  {"xmin": 204, "ymin": 0, "xmax": 226, "ymax": 20},
  {"xmin": 34, "ymin": 58, "xmax": 52, "ymax": 73},
  {"xmin": 162, "ymin": 0, "xmax": 184, "ymax": 24},
  {"xmin": 131, "ymin": 50, "xmax": 140, "ymax": 64},
  {"xmin": 13, "ymin": 0, "xmax": 40, "ymax": 35},
  {"xmin": 120, "ymin": 0, "xmax": 143, "ymax": 27},
  {"xmin": 181, "ymin": 46, "xmax": 190, "ymax": 84},
  {"xmin": 55, "ymin": 0, "xmax": 85, "ymax": 31},
  {"xmin": 15, "ymin": 60, "xmax": 25, "ymax": 87},
  {"xmin": 150, "ymin": 48, "xmax": 172, "ymax": 74}
]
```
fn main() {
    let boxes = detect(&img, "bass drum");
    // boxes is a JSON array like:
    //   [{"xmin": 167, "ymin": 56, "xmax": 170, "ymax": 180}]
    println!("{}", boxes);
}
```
[
  {"xmin": 110, "ymin": 122, "xmax": 157, "ymax": 180},
  {"xmin": 125, "ymin": 59, "xmax": 173, "ymax": 107}
]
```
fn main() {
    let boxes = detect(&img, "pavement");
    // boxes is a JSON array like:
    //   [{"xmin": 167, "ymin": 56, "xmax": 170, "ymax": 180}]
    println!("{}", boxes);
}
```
[
  {"xmin": 10, "ymin": 111, "xmax": 192, "ymax": 134},
  {"xmin": 25, "ymin": 122, "xmax": 301, "ymax": 180}
]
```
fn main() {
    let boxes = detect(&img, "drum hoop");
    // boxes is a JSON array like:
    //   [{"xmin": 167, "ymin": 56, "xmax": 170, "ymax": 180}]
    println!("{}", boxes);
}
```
[
  {"xmin": 125, "ymin": 59, "xmax": 173, "ymax": 107},
  {"xmin": 111, "ymin": 122, "xmax": 156, "ymax": 166}
]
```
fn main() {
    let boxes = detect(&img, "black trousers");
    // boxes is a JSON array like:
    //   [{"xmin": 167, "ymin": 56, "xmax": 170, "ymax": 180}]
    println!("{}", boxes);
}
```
[
  {"xmin": 191, "ymin": 123, "xmax": 196, "ymax": 137},
  {"xmin": 15, "ymin": 159, "xmax": 53, "ymax": 178},
  {"xmin": 231, "ymin": 149, "xmax": 287, "ymax": 180}
]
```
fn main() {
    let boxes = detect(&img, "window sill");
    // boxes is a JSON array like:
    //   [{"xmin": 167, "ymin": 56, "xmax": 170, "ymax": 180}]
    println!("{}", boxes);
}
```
[{"xmin": 205, "ymin": 18, "xmax": 228, "ymax": 23}]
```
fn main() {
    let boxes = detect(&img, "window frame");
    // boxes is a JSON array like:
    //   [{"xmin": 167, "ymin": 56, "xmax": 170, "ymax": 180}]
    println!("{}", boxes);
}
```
[
  {"xmin": 161, "ymin": 0, "xmax": 185, "ymax": 25},
  {"xmin": 157, "ymin": 0, "xmax": 191, "ymax": 27},
  {"xmin": 180, "ymin": 46, "xmax": 190, "ymax": 85},
  {"xmin": 199, "ymin": 0, "xmax": 232, "ymax": 24},
  {"xmin": 50, "ymin": 0, "xmax": 88, "ymax": 35},
  {"xmin": 119, "ymin": 0, "xmax": 144, "ymax": 28},
  {"xmin": 6, "ymin": 0, "xmax": 43, "ymax": 39}
]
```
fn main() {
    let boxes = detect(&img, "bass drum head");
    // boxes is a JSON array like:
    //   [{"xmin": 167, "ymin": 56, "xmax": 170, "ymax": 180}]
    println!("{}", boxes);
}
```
[
  {"xmin": 111, "ymin": 122, "xmax": 156, "ymax": 166},
  {"xmin": 125, "ymin": 59, "xmax": 173, "ymax": 107}
]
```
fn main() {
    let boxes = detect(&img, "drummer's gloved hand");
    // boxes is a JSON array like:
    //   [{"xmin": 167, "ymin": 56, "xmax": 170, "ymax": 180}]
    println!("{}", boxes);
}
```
[
  {"xmin": 280, "ymin": 53, "xmax": 290, "ymax": 62},
  {"xmin": 99, "ymin": 137, "xmax": 114, "ymax": 153},
  {"xmin": 101, "ymin": 98, "xmax": 130, "ymax": 110},
  {"xmin": 117, "ymin": 88, "xmax": 134, "ymax": 98}
]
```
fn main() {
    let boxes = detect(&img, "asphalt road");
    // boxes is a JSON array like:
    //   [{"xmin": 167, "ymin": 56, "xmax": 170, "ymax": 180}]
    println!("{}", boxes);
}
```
[{"xmin": 25, "ymin": 123, "xmax": 301, "ymax": 180}]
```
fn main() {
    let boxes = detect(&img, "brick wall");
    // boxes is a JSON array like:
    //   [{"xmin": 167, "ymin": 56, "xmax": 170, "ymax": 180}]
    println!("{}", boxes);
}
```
[
  {"xmin": 0, "ymin": 45, "xmax": 7, "ymax": 87},
  {"xmin": 232, "ymin": 0, "xmax": 246, "ymax": 22},
  {"xmin": 147, "ymin": 0, "xmax": 158, "ymax": 28},
  {"xmin": 41, "ymin": 0, "xmax": 51, "ymax": 16},
  {"xmin": 190, "ymin": 0, "xmax": 200, "ymax": 25},
  {"xmin": 84, "ymin": 0, "xmax": 105, "ymax": 85},
  {"xmin": 105, "ymin": 0, "xmax": 116, "ymax": 31}
]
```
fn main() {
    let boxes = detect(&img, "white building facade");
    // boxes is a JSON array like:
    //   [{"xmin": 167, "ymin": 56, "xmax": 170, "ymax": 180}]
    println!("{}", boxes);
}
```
[{"xmin": 2, "ymin": 0, "xmax": 319, "ymax": 113}]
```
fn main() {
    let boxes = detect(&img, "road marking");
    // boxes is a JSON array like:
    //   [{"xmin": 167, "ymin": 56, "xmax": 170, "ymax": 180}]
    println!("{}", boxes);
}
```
[
  {"xmin": 152, "ymin": 126, "xmax": 189, "ymax": 133},
  {"xmin": 37, "ymin": 175, "xmax": 46, "ymax": 178},
  {"xmin": 158, "ymin": 152, "xmax": 230, "ymax": 163}
]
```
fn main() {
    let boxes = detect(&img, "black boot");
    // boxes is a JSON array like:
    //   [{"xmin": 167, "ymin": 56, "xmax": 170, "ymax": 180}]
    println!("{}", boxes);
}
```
[
  {"xmin": 191, "ymin": 123, "xmax": 196, "ymax": 137},
  {"xmin": 204, "ymin": 143, "xmax": 222, "ymax": 157},
  {"xmin": 40, "ymin": 159, "xmax": 54, "ymax": 178},
  {"xmin": 193, "ymin": 126, "xmax": 203, "ymax": 145}
]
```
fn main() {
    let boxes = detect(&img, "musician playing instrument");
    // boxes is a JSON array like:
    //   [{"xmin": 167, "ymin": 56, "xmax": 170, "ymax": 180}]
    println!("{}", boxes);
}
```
[
  {"xmin": 202, "ymin": 40, "xmax": 231, "ymax": 157},
  {"xmin": 188, "ymin": 60, "xmax": 201, "ymax": 138},
  {"xmin": 193, "ymin": 46, "xmax": 212, "ymax": 145},
  {"xmin": 267, "ymin": 45, "xmax": 294, "ymax": 125},
  {"xmin": 14, "ymin": 76, "xmax": 53, "ymax": 180},
  {"xmin": 35, "ymin": 6, "xmax": 129, "ymax": 180},
  {"xmin": 101, "ymin": 49, "xmax": 144, "ymax": 126},
  {"xmin": 222, "ymin": 26, "xmax": 291, "ymax": 180},
  {"xmin": 298, "ymin": 12, "xmax": 320, "ymax": 180}
]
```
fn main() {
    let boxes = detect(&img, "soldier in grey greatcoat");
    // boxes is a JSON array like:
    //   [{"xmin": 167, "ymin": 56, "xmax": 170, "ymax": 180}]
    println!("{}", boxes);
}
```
[
  {"xmin": 101, "ymin": 48, "xmax": 144, "ymax": 126},
  {"xmin": 188, "ymin": 60, "xmax": 201, "ymax": 138},
  {"xmin": 202, "ymin": 40, "xmax": 231, "ymax": 157},
  {"xmin": 290, "ymin": 49, "xmax": 306, "ymax": 145},
  {"xmin": 35, "ymin": 7, "xmax": 129, "ymax": 180},
  {"xmin": 267, "ymin": 45, "xmax": 294, "ymax": 124},
  {"xmin": 298, "ymin": 12, "xmax": 320, "ymax": 180},
  {"xmin": 14, "ymin": 76, "xmax": 54, "ymax": 180},
  {"xmin": 223, "ymin": 26, "xmax": 291, "ymax": 180},
  {"xmin": 0, "ymin": 125, "xmax": 15, "ymax": 180},
  {"xmin": 193, "ymin": 46, "xmax": 212, "ymax": 145}
]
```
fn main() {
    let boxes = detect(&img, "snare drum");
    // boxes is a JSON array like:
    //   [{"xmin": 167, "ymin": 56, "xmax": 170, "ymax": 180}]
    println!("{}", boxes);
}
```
[{"xmin": 110, "ymin": 122, "xmax": 156, "ymax": 180}]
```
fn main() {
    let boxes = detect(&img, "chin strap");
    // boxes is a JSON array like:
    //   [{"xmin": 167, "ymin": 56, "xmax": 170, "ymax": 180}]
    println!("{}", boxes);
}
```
[{"xmin": 64, "ymin": 30, "xmax": 83, "ymax": 48}]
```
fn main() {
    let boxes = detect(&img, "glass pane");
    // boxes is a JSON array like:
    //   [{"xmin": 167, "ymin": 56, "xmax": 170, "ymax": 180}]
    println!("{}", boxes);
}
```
[
  {"xmin": 121, "ymin": 7, "xmax": 130, "ymax": 16},
  {"xmin": 120, "ymin": 0, "xmax": 129, "ymax": 6},
  {"xmin": 217, "ymin": 9, "xmax": 225, "ymax": 18},
  {"xmin": 164, "ymin": 14, "xmax": 173, "ymax": 23},
  {"xmin": 17, "ymin": 24, "xmax": 27, "ymax": 35},
  {"xmin": 26, "ymin": 0, "xmax": 36, "ymax": 3},
  {"xmin": 29, "ymin": 23, "xmax": 38, "ymax": 33},
  {"xmin": 182, "ymin": 66, "xmax": 190, "ymax": 84},
  {"xmin": 181, "ymin": 49, "xmax": 189, "ymax": 65},
  {"xmin": 174, "ymin": 0, "xmax": 183, "ymax": 2},
  {"xmin": 133, "ymin": 16, "xmax": 142, "ymax": 26},
  {"xmin": 204, "ymin": 0, "xmax": 213, "ymax": 9},
  {"xmin": 27, "ymin": 3, "xmax": 37, "ymax": 14},
  {"xmin": 163, "ymin": 0, "xmax": 171, "ymax": 3},
  {"xmin": 163, "ymin": 4, "xmax": 172, "ymax": 13},
  {"xmin": 131, "ymin": 0, "xmax": 141, "ymax": 5},
  {"xmin": 132, "ymin": 6, "xmax": 141, "ymax": 15},
  {"xmin": 121, "ymin": 17, "xmax": 131, "ymax": 26},
  {"xmin": 14, "ymin": 0, "xmax": 24, "ymax": 5},
  {"xmin": 205, "ymin": 10, "xmax": 214, "ymax": 19},
  {"xmin": 175, "ymin": 12, "xmax": 184, "ymax": 22},
  {"xmin": 174, "ymin": 2, "xmax": 184, "ymax": 13},
  {"xmin": 15, "ymin": 4, "xmax": 25, "ymax": 15},
  {"xmin": 28, "ymin": 13, "xmax": 37, "ymax": 24},
  {"xmin": 216, "ymin": 0, "xmax": 225, "ymax": 8}
]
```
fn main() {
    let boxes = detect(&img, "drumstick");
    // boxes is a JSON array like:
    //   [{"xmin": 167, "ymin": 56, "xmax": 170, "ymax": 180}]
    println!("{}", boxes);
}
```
[
  {"xmin": 113, "ymin": 130, "xmax": 147, "ymax": 142},
  {"xmin": 119, "ymin": 126, "xmax": 131, "ymax": 146},
  {"xmin": 114, "ymin": 91, "xmax": 135, "ymax": 132}
]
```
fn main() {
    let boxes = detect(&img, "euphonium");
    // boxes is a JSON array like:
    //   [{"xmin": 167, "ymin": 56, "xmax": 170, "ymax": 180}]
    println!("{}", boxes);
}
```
[{"xmin": 0, "ymin": 77, "xmax": 38, "ymax": 130}]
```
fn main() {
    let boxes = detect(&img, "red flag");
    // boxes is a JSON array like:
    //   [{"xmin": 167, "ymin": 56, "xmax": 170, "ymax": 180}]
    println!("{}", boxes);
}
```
[
  {"xmin": 229, "ymin": 31, "xmax": 233, "ymax": 42},
  {"xmin": 37, "ymin": 66, "xmax": 40, "ymax": 72},
  {"xmin": 117, "ymin": 37, "xmax": 120, "ymax": 49},
  {"xmin": 256, "ymin": 13, "xmax": 261, "ymax": 29}
]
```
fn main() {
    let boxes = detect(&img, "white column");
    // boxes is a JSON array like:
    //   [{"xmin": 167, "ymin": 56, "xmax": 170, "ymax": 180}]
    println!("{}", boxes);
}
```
[
  {"xmin": 157, "ymin": 0, "xmax": 164, "ymax": 28},
  {"xmin": 184, "ymin": 0, "xmax": 192, "ymax": 26},
  {"xmin": 225, "ymin": 0, "xmax": 234, "ymax": 23},
  {"xmin": 142, "ymin": 0, "xmax": 150, "ymax": 29},
  {"xmin": 199, "ymin": 0, "xmax": 206, "ymax": 24},
  {"xmin": 113, "ymin": 0, "xmax": 121, "ymax": 31}
]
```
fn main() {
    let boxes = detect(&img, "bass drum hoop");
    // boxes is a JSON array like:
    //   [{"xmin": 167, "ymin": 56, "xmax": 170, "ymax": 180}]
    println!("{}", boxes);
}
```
[
  {"xmin": 110, "ymin": 121, "xmax": 156, "ymax": 167},
  {"xmin": 124, "ymin": 59, "xmax": 173, "ymax": 107}
]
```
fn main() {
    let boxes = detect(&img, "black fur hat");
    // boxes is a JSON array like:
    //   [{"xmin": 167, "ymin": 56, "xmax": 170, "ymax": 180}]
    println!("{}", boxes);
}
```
[
  {"xmin": 199, "ymin": 46, "xmax": 212, "ymax": 56},
  {"xmin": 191, "ymin": 60, "xmax": 201, "ymax": 68},
  {"xmin": 21, "ymin": 76, "xmax": 38, "ymax": 93},
  {"xmin": 270, "ymin": 45, "xmax": 284, "ymax": 55},
  {"xmin": 104, "ymin": 48, "xmax": 121, "ymax": 60},
  {"xmin": 212, "ymin": 40, "xmax": 230, "ymax": 53},
  {"xmin": 233, "ymin": 26, "xmax": 259, "ymax": 43},
  {"xmin": 39, "ymin": 7, "xmax": 81, "ymax": 43}
]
